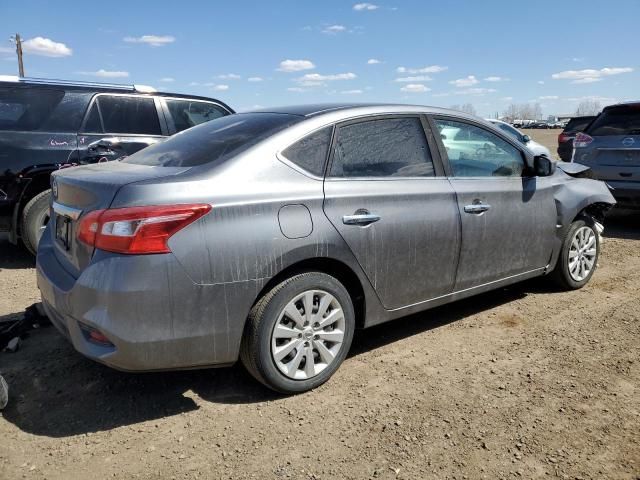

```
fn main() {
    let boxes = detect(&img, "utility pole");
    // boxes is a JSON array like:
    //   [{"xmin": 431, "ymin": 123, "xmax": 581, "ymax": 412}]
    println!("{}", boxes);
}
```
[{"xmin": 10, "ymin": 33, "xmax": 25, "ymax": 77}]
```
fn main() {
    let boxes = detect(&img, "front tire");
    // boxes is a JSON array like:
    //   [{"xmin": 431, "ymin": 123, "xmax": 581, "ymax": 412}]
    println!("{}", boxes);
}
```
[
  {"xmin": 550, "ymin": 217, "xmax": 600, "ymax": 290},
  {"xmin": 240, "ymin": 272, "xmax": 355, "ymax": 394},
  {"xmin": 21, "ymin": 189, "xmax": 52, "ymax": 256}
]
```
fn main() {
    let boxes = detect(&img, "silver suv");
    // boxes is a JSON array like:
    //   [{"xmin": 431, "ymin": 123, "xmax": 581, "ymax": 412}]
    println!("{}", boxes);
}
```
[{"xmin": 573, "ymin": 102, "xmax": 640, "ymax": 208}]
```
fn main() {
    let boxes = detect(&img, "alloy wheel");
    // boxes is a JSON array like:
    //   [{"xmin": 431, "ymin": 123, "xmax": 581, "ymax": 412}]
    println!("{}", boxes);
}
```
[
  {"xmin": 568, "ymin": 226, "xmax": 597, "ymax": 282},
  {"xmin": 271, "ymin": 290, "xmax": 346, "ymax": 380}
]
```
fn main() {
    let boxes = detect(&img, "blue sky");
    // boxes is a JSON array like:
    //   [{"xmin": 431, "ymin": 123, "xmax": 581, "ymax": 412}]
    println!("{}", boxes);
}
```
[{"xmin": 1, "ymin": 0, "xmax": 639, "ymax": 116}]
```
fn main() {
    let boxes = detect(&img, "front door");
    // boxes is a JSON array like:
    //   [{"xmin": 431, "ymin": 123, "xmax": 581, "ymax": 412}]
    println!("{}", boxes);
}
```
[
  {"xmin": 323, "ymin": 115, "xmax": 461, "ymax": 310},
  {"xmin": 432, "ymin": 117, "xmax": 557, "ymax": 291}
]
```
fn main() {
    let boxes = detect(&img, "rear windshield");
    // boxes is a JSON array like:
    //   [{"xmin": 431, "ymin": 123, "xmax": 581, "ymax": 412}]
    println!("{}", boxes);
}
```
[
  {"xmin": 586, "ymin": 106, "xmax": 640, "ymax": 136},
  {"xmin": 0, "ymin": 86, "xmax": 65, "ymax": 131},
  {"xmin": 563, "ymin": 116, "xmax": 595, "ymax": 133},
  {"xmin": 122, "ymin": 113, "xmax": 302, "ymax": 167}
]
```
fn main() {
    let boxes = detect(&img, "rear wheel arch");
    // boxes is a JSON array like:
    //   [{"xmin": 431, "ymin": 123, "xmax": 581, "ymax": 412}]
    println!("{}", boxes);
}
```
[
  {"xmin": 252, "ymin": 257, "xmax": 366, "ymax": 330},
  {"xmin": 11, "ymin": 169, "xmax": 55, "ymax": 241}
]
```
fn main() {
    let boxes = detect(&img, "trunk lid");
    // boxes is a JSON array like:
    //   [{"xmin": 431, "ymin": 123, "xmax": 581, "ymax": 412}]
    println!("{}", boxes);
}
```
[
  {"xmin": 50, "ymin": 161, "xmax": 189, "ymax": 277},
  {"xmin": 577, "ymin": 135, "xmax": 640, "ymax": 182}
]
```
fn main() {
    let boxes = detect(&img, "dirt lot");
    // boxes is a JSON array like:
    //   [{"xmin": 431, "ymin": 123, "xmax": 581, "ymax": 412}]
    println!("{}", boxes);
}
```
[{"xmin": 0, "ymin": 130, "xmax": 638, "ymax": 480}]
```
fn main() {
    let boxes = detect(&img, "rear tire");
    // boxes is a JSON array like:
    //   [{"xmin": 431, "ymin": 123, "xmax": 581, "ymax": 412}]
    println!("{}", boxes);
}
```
[
  {"xmin": 21, "ymin": 189, "xmax": 51, "ymax": 256},
  {"xmin": 240, "ymin": 272, "xmax": 355, "ymax": 394},
  {"xmin": 549, "ymin": 217, "xmax": 600, "ymax": 290}
]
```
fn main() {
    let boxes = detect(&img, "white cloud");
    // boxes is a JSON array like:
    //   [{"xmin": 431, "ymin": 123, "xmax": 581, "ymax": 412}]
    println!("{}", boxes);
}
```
[
  {"xmin": 456, "ymin": 87, "xmax": 496, "ymax": 95},
  {"xmin": 367, "ymin": 58, "xmax": 381, "ymax": 65},
  {"xmin": 123, "ymin": 35, "xmax": 175, "ymax": 47},
  {"xmin": 551, "ymin": 67, "xmax": 633, "ymax": 84},
  {"xmin": 539, "ymin": 95, "xmax": 559, "ymax": 100},
  {"xmin": 287, "ymin": 87, "xmax": 306, "ymax": 92},
  {"xmin": 484, "ymin": 76, "xmax": 508, "ymax": 82},
  {"xmin": 22, "ymin": 37, "xmax": 72, "ymax": 57},
  {"xmin": 353, "ymin": 2, "xmax": 379, "ymax": 10},
  {"xmin": 449, "ymin": 75, "xmax": 478, "ymax": 88},
  {"xmin": 248, "ymin": 77, "xmax": 263, "ymax": 82},
  {"xmin": 395, "ymin": 75, "xmax": 432, "ymax": 82},
  {"xmin": 341, "ymin": 89, "xmax": 363, "ymax": 94},
  {"xmin": 217, "ymin": 73, "xmax": 241, "ymax": 80},
  {"xmin": 322, "ymin": 25, "xmax": 347, "ymax": 34},
  {"xmin": 501, "ymin": 96, "xmax": 513, "ymax": 101},
  {"xmin": 400, "ymin": 84, "xmax": 430, "ymax": 93},
  {"xmin": 78, "ymin": 69, "xmax": 129, "ymax": 78},
  {"xmin": 212, "ymin": 84, "xmax": 229, "ymax": 91},
  {"xmin": 159, "ymin": 77, "xmax": 175, "ymax": 82},
  {"xmin": 296, "ymin": 73, "xmax": 357, "ymax": 85},
  {"xmin": 278, "ymin": 59, "xmax": 316, "ymax": 72},
  {"xmin": 397, "ymin": 65, "xmax": 447, "ymax": 74},
  {"xmin": 537, "ymin": 81, "xmax": 545, "ymax": 85}
]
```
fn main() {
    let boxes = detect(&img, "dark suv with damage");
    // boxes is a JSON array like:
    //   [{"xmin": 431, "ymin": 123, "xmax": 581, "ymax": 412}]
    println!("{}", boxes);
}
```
[{"xmin": 0, "ymin": 76, "xmax": 233, "ymax": 254}]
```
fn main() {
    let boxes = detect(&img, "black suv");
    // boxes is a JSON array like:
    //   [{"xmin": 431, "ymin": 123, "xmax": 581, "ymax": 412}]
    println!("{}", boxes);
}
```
[
  {"xmin": 557, "ymin": 115, "xmax": 597, "ymax": 162},
  {"xmin": 0, "ymin": 77, "xmax": 234, "ymax": 254}
]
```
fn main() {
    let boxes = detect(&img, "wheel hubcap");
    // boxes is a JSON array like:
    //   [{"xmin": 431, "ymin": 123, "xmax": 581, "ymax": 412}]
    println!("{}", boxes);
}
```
[
  {"xmin": 271, "ymin": 290, "xmax": 345, "ymax": 380},
  {"xmin": 568, "ymin": 226, "xmax": 597, "ymax": 282}
]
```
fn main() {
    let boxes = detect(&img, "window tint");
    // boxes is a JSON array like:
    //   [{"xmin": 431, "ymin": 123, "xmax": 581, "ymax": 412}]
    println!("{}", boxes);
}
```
[
  {"xmin": 122, "ymin": 113, "xmax": 301, "ymax": 167},
  {"xmin": 563, "ymin": 116, "xmax": 595, "ymax": 133},
  {"xmin": 330, "ymin": 117, "xmax": 434, "ymax": 178},
  {"xmin": 435, "ymin": 119, "xmax": 524, "ymax": 177},
  {"xmin": 166, "ymin": 99, "xmax": 227, "ymax": 133},
  {"xmin": 586, "ymin": 106, "xmax": 640, "ymax": 136},
  {"xmin": 282, "ymin": 126, "xmax": 333, "ymax": 176},
  {"xmin": 97, "ymin": 95, "xmax": 161, "ymax": 135},
  {"xmin": 83, "ymin": 102, "xmax": 102, "ymax": 133},
  {"xmin": 0, "ymin": 87, "xmax": 65, "ymax": 131}
]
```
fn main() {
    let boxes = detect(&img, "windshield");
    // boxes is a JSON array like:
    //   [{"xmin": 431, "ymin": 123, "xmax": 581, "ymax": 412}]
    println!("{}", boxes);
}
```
[
  {"xmin": 122, "ymin": 113, "xmax": 302, "ymax": 167},
  {"xmin": 586, "ymin": 106, "xmax": 640, "ymax": 136},
  {"xmin": 563, "ymin": 116, "xmax": 596, "ymax": 133}
]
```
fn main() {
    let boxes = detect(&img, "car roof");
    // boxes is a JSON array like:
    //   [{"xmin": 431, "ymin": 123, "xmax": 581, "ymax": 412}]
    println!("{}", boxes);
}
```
[
  {"xmin": 247, "ymin": 103, "xmax": 480, "ymax": 120},
  {"xmin": 0, "ymin": 76, "xmax": 234, "ymax": 112}
]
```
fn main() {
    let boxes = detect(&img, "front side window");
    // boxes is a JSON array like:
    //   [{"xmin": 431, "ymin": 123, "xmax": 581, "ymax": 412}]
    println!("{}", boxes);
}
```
[
  {"xmin": 96, "ymin": 95, "xmax": 161, "ymax": 135},
  {"xmin": 330, "ymin": 117, "xmax": 435, "ymax": 178},
  {"xmin": 282, "ymin": 126, "xmax": 333, "ymax": 176},
  {"xmin": 435, "ymin": 119, "xmax": 524, "ymax": 177},
  {"xmin": 166, "ymin": 99, "xmax": 227, "ymax": 133}
]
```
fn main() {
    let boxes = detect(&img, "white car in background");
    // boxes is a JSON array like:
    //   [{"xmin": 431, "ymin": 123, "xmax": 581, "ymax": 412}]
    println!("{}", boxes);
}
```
[{"xmin": 487, "ymin": 119, "xmax": 553, "ymax": 159}]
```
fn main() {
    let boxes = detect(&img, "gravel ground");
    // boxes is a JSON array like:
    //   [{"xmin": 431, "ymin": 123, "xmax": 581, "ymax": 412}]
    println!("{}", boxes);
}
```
[{"xmin": 0, "ymin": 130, "xmax": 638, "ymax": 480}]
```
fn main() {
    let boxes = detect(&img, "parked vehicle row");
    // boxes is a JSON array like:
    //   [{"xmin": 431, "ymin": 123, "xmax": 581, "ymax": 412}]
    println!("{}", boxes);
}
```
[
  {"xmin": 0, "ymin": 77, "xmax": 234, "ymax": 255},
  {"xmin": 37, "ymin": 104, "xmax": 615, "ymax": 393}
]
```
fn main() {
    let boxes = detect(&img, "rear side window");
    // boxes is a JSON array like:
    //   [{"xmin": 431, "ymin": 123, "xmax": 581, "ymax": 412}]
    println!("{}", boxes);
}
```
[
  {"xmin": 282, "ymin": 126, "xmax": 333, "ymax": 176},
  {"xmin": 330, "ymin": 117, "xmax": 435, "ymax": 178},
  {"xmin": 0, "ymin": 87, "xmax": 65, "ymax": 131},
  {"xmin": 166, "ymin": 99, "xmax": 227, "ymax": 132},
  {"xmin": 94, "ymin": 95, "xmax": 161, "ymax": 135},
  {"xmin": 587, "ymin": 106, "xmax": 640, "ymax": 136},
  {"xmin": 563, "ymin": 116, "xmax": 595, "ymax": 133},
  {"xmin": 122, "ymin": 113, "xmax": 301, "ymax": 167}
]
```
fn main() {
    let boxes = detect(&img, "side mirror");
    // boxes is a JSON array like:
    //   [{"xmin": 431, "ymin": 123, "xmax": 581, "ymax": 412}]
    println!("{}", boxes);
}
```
[
  {"xmin": 533, "ymin": 155, "xmax": 556, "ymax": 176},
  {"xmin": 522, "ymin": 134, "xmax": 531, "ymax": 143}
]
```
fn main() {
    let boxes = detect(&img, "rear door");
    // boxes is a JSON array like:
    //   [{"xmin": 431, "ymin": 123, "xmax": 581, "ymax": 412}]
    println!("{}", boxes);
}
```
[
  {"xmin": 323, "ymin": 115, "xmax": 460, "ymax": 310},
  {"xmin": 431, "ymin": 116, "xmax": 556, "ymax": 291},
  {"xmin": 77, "ymin": 94, "xmax": 168, "ymax": 164},
  {"xmin": 160, "ymin": 98, "xmax": 230, "ymax": 134}
]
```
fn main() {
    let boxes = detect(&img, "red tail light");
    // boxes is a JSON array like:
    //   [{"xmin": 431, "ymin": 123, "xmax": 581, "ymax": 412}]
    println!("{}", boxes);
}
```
[
  {"xmin": 558, "ymin": 133, "xmax": 570, "ymax": 143},
  {"xmin": 78, "ymin": 204, "xmax": 211, "ymax": 254},
  {"xmin": 573, "ymin": 132, "xmax": 593, "ymax": 148}
]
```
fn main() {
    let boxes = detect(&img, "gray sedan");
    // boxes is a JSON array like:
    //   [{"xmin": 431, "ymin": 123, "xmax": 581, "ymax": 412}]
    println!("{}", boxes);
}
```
[{"xmin": 37, "ymin": 104, "xmax": 615, "ymax": 393}]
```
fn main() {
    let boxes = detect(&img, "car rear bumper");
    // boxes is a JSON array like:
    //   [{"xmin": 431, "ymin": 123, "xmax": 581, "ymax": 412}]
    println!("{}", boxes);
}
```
[{"xmin": 36, "ymin": 225, "xmax": 261, "ymax": 371}]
